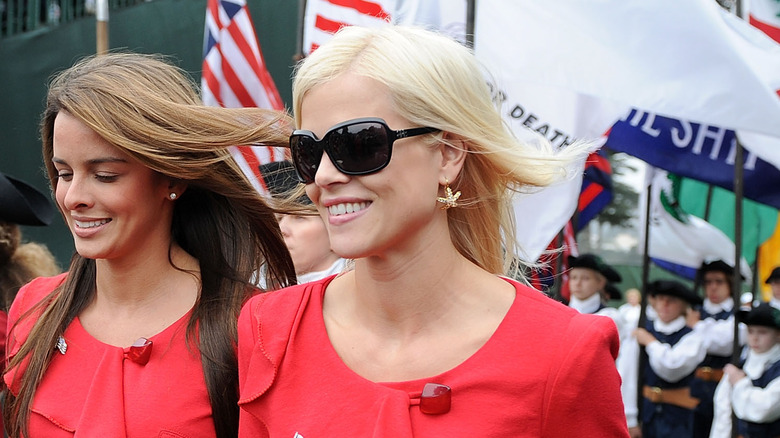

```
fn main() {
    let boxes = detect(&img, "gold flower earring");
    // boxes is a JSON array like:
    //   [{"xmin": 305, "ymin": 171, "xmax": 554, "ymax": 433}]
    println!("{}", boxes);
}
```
[{"xmin": 436, "ymin": 178, "xmax": 461, "ymax": 210}]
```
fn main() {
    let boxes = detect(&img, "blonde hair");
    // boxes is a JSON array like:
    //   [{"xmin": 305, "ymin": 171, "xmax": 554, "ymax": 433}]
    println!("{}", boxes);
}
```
[
  {"xmin": 292, "ymin": 25, "xmax": 591, "ymax": 275},
  {"xmin": 4, "ymin": 52, "xmax": 296, "ymax": 438}
]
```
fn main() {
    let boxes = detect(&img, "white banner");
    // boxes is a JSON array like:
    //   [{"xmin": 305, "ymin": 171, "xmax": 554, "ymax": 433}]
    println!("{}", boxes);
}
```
[{"xmin": 475, "ymin": 0, "xmax": 780, "ymax": 169}]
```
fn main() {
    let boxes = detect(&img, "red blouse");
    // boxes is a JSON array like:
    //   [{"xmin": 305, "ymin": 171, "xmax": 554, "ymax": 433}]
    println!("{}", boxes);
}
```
[
  {"xmin": 4, "ymin": 274, "xmax": 216, "ymax": 437},
  {"xmin": 238, "ymin": 275, "xmax": 629, "ymax": 437}
]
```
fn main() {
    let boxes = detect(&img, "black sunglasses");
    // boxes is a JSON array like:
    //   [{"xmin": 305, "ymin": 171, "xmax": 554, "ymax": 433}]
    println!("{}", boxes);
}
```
[{"xmin": 289, "ymin": 117, "xmax": 439, "ymax": 184}]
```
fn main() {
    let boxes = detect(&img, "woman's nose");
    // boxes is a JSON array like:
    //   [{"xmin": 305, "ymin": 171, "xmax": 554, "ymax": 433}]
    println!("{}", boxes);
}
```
[
  {"xmin": 60, "ymin": 174, "xmax": 92, "ymax": 210},
  {"xmin": 313, "ymin": 151, "xmax": 350, "ymax": 186}
]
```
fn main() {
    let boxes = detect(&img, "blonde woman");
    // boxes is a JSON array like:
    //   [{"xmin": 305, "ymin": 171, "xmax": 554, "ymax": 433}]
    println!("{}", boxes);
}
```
[{"xmin": 237, "ymin": 25, "xmax": 628, "ymax": 437}]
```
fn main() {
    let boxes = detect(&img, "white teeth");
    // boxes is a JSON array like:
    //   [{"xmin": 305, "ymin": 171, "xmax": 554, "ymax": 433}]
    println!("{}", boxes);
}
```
[
  {"xmin": 328, "ymin": 202, "xmax": 369, "ymax": 216},
  {"xmin": 74, "ymin": 219, "xmax": 110, "ymax": 229}
]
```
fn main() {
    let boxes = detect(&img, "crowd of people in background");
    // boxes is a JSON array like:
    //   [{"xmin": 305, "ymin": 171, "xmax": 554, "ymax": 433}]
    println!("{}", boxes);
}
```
[
  {"xmin": 1, "ymin": 23, "xmax": 779, "ymax": 438},
  {"xmin": 569, "ymin": 252, "xmax": 779, "ymax": 438}
]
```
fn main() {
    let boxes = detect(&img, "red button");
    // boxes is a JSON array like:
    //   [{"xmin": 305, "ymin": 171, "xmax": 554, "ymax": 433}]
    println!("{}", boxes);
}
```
[
  {"xmin": 125, "ymin": 338, "xmax": 153, "ymax": 365},
  {"xmin": 420, "ymin": 383, "xmax": 451, "ymax": 415}
]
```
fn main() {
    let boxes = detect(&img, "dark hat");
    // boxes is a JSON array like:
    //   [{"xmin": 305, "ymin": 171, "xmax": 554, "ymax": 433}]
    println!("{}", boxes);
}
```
[
  {"xmin": 568, "ymin": 254, "xmax": 622, "ymax": 283},
  {"xmin": 765, "ymin": 267, "xmax": 780, "ymax": 284},
  {"xmin": 604, "ymin": 283, "xmax": 622, "ymax": 301},
  {"xmin": 647, "ymin": 279, "xmax": 703, "ymax": 306},
  {"xmin": 258, "ymin": 161, "xmax": 311, "ymax": 205},
  {"xmin": 0, "ymin": 172, "xmax": 55, "ymax": 226},
  {"xmin": 736, "ymin": 302, "xmax": 780, "ymax": 330},
  {"xmin": 698, "ymin": 260, "xmax": 734, "ymax": 277}
]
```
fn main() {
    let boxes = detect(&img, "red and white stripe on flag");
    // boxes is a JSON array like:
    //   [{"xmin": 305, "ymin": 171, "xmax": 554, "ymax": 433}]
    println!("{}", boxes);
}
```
[
  {"xmin": 202, "ymin": 0, "xmax": 286, "ymax": 193},
  {"xmin": 749, "ymin": 0, "xmax": 780, "ymax": 43},
  {"xmin": 302, "ymin": 0, "xmax": 395, "ymax": 56}
]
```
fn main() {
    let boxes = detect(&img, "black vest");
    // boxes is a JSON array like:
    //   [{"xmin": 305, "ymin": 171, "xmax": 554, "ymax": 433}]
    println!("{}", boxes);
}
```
[
  {"xmin": 644, "ymin": 321, "xmax": 695, "ymax": 389},
  {"xmin": 699, "ymin": 307, "xmax": 733, "ymax": 369},
  {"xmin": 737, "ymin": 358, "xmax": 780, "ymax": 438}
]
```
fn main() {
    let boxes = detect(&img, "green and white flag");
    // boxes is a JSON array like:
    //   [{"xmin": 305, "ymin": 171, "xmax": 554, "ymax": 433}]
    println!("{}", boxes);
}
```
[{"xmin": 640, "ymin": 168, "xmax": 752, "ymax": 281}]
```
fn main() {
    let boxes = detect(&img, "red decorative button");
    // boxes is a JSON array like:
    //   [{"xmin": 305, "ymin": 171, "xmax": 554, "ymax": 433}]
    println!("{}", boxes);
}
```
[
  {"xmin": 420, "ymin": 383, "xmax": 451, "ymax": 415},
  {"xmin": 125, "ymin": 337, "xmax": 153, "ymax": 365}
]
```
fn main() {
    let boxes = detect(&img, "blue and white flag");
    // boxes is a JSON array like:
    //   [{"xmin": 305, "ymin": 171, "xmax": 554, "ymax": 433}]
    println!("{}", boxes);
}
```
[{"xmin": 606, "ymin": 109, "xmax": 780, "ymax": 210}]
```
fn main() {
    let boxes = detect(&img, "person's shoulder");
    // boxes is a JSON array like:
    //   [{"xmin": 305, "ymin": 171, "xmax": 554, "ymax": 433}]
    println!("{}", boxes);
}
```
[
  {"xmin": 506, "ymin": 277, "xmax": 619, "ymax": 343},
  {"xmin": 11, "ymin": 272, "xmax": 68, "ymax": 315},
  {"xmin": 506, "ymin": 277, "xmax": 577, "ymax": 317},
  {"xmin": 242, "ymin": 275, "xmax": 332, "ymax": 319}
]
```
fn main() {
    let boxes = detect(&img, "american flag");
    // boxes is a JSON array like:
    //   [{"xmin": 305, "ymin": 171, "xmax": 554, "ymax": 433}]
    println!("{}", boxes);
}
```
[
  {"xmin": 301, "ymin": 0, "xmax": 394, "ymax": 56},
  {"xmin": 749, "ymin": 0, "xmax": 780, "ymax": 44},
  {"xmin": 202, "ymin": 0, "xmax": 286, "ymax": 193}
]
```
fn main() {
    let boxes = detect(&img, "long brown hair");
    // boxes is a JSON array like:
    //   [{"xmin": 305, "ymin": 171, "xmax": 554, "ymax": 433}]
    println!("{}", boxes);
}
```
[{"xmin": 3, "ymin": 53, "xmax": 296, "ymax": 438}]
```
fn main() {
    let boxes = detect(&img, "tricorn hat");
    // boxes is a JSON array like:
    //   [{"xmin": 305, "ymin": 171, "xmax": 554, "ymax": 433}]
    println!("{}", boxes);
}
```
[
  {"xmin": 765, "ymin": 267, "xmax": 780, "ymax": 285},
  {"xmin": 698, "ymin": 260, "xmax": 735, "ymax": 278},
  {"xmin": 647, "ymin": 279, "xmax": 702, "ymax": 306},
  {"xmin": 0, "ymin": 171, "xmax": 55, "ymax": 226},
  {"xmin": 736, "ymin": 302, "xmax": 780, "ymax": 330},
  {"xmin": 568, "ymin": 253, "xmax": 622, "ymax": 283},
  {"xmin": 258, "ymin": 161, "xmax": 312, "ymax": 205}
]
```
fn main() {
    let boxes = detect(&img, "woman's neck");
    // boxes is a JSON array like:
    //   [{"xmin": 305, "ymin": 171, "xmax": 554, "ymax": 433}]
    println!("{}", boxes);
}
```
[
  {"xmin": 322, "ymin": 244, "xmax": 515, "ymax": 382},
  {"xmin": 95, "ymin": 244, "xmax": 198, "ymax": 303},
  {"xmin": 334, "ymin": 245, "xmax": 507, "ymax": 336}
]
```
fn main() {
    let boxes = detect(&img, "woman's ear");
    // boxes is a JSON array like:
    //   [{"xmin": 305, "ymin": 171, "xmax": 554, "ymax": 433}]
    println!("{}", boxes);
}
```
[{"xmin": 438, "ymin": 132, "xmax": 468, "ymax": 184}]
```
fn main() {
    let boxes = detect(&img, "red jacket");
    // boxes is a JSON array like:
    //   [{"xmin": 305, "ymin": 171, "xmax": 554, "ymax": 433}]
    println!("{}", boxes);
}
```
[{"xmin": 238, "ymin": 275, "xmax": 629, "ymax": 437}]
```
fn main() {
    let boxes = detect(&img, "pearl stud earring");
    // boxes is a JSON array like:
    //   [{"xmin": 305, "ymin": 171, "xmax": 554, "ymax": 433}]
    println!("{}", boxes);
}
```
[{"xmin": 169, "ymin": 193, "xmax": 177, "ymax": 200}]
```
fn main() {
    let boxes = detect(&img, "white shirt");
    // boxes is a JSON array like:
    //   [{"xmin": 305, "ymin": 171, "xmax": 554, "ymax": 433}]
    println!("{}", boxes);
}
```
[
  {"xmin": 296, "ymin": 258, "xmax": 347, "ymax": 285},
  {"xmin": 569, "ymin": 293, "xmax": 603, "ymax": 315},
  {"xmin": 570, "ymin": 294, "xmax": 627, "ymax": 340},
  {"xmin": 619, "ymin": 302, "xmax": 641, "ymax": 330},
  {"xmin": 693, "ymin": 297, "xmax": 746, "ymax": 357},
  {"xmin": 620, "ymin": 316, "xmax": 706, "ymax": 428},
  {"xmin": 254, "ymin": 258, "xmax": 348, "ymax": 290},
  {"xmin": 710, "ymin": 344, "xmax": 780, "ymax": 438},
  {"xmin": 646, "ymin": 316, "xmax": 707, "ymax": 383}
]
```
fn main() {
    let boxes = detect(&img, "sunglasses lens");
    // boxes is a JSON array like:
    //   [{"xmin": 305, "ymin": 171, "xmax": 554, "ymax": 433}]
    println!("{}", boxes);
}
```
[
  {"xmin": 330, "ymin": 122, "xmax": 391, "ymax": 174},
  {"xmin": 290, "ymin": 135, "xmax": 321, "ymax": 183},
  {"xmin": 290, "ymin": 120, "xmax": 394, "ymax": 183}
]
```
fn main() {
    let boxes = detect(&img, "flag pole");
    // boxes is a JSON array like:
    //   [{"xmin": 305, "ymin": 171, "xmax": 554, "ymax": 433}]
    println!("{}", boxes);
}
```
[
  {"xmin": 465, "ymin": 0, "xmax": 476, "ymax": 47},
  {"xmin": 636, "ymin": 176, "xmax": 652, "ymax": 419},
  {"xmin": 730, "ymin": 138, "xmax": 745, "ymax": 438},
  {"xmin": 731, "ymin": 1, "xmax": 746, "ymax": 366},
  {"xmin": 732, "ymin": 136, "xmax": 744, "ymax": 365},
  {"xmin": 733, "ymin": 15, "xmax": 747, "ymax": 438},
  {"xmin": 295, "ymin": 0, "xmax": 308, "ymax": 61},
  {"xmin": 96, "ymin": 0, "xmax": 108, "ymax": 55},
  {"xmin": 729, "ymin": 14, "xmax": 746, "ymax": 438}
]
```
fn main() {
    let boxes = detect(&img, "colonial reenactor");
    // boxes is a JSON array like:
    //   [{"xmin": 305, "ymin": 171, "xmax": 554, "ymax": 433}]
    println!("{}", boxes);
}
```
[
  {"xmin": 633, "ymin": 279, "xmax": 706, "ymax": 438},
  {"xmin": 689, "ymin": 260, "xmax": 745, "ymax": 438},
  {"xmin": 567, "ymin": 253, "xmax": 626, "ymax": 332},
  {"xmin": 710, "ymin": 302, "xmax": 780, "ymax": 438}
]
